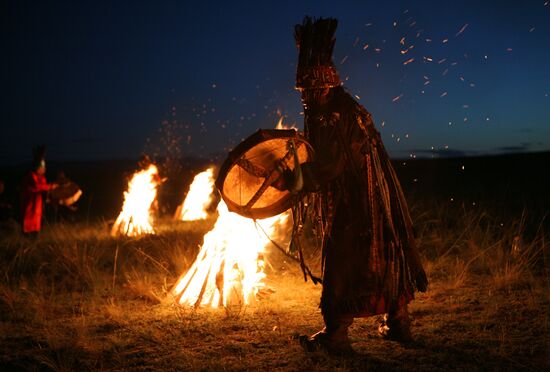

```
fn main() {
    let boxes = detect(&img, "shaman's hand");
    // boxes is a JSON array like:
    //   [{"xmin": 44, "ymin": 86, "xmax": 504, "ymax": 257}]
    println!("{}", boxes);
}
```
[{"xmin": 270, "ymin": 166, "xmax": 295, "ymax": 191}]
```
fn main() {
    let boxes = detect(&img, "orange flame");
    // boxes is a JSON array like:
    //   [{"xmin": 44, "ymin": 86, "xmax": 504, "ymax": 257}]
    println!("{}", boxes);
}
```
[
  {"xmin": 172, "ymin": 201, "xmax": 290, "ymax": 308},
  {"xmin": 275, "ymin": 117, "xmax": 297, "ymax": 130},
  {"xmin": 111, "ymin": 164, "xmax": 159, "ymax": 237},
  {"xmin": 175, "ymin": 168, "xmax": 215, "ymax": 221}
]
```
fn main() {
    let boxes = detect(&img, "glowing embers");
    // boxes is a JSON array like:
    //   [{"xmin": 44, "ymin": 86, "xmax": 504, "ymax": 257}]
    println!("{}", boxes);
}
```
[
  {"xmin": 111, "ymin": 164, "xmax": 160, "ymax": 237},
  {"xmin": 175, "ymin": 168, "xmax": 215, "ymax": 221},
  {"xmin": 172, "ymin": 200, "xmax": 289, "ymax": 308}
]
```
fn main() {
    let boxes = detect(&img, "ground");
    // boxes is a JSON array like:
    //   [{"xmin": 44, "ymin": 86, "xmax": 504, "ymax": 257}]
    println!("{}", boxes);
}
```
[{"xmin": 0, "ymin": 210, "xmax": 548, "ymax": 371}]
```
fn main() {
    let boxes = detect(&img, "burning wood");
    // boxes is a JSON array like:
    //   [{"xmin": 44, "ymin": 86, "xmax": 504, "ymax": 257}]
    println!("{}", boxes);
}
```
[
  {"xmin": 171, "ymin": 166, "xmax": 290, "ymax": 309},
  {"xmin": 172, "ymin": 201, "xmax": 289, "ymax": 308},
  {"xmin": 174, "ymin": 168, "xmax": 215, "ymax": 221},
  {"xmin": 111, "ymin": 164, "xmax": 160, "ymax": 237}
]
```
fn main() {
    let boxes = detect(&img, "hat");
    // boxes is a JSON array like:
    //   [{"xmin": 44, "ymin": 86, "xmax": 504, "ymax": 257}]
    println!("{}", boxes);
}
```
[
  {"xmin": 294, "ymin": 17, "xmax": 341, "ymax": 89},
  {"xmin": 32, "ymin": 145, "xmax": 46, "ymax": 170}
]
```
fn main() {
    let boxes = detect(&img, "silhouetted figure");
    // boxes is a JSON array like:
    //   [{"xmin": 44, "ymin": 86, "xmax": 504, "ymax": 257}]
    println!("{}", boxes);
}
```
[
  {"xmin": 20, "ymin": 146, "xmax": 56, "ymax": 236},
  {"xmin": 288, "ymin": 18, "xmax": 428, "ymax": 354},
  {"xmin": 0, "ymin": 180, "xmax": 14, "ymax": 220}
]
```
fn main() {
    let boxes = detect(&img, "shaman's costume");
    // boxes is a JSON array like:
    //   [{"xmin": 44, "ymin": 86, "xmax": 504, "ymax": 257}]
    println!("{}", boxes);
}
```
[{"xmin": 293, "ymin": 17, "xmax": 427, "ymax": 353}]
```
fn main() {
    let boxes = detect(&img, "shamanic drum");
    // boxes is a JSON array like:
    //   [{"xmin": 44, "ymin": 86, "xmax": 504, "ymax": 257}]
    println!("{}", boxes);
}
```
[{"xmin": 216, "ymin": 129, "xmax": 313, "ymax": 219}]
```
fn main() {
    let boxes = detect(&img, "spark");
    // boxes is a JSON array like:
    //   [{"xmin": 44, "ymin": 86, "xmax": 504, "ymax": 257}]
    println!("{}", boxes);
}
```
[
  {"xmin": 506, "ymin": 48, "xmax": 513, "ymax": 52},
  {"xmin": 438, "ymin": 58, "xmax": 447, "ymax": 64},
  {"xmin": 401, "ymin": 49, "xmax": 409, "ymax": 54},
  {"xmin": 400, "ymin": 37, "xmax": 405, "ymax": 45},
  {"xmin": 363, "ymin": 44, "xmax": 370, "ymax": 50},
  {"xmin": 440, "ymin": 92, "xmax": 448, "ymax": 98},
  {"xmin": 403, "ymin": 58, "xmax": 415, "ymax": 65},
  {"xmin": 529, "ymin": 27, "xmax": 536, "ymax": 32},
  {"xmin": 374, "ymin": 48, "xmax": 382, "ymax": 53},
  {"xmin": 340, "ymin": 56, "xmax": 348, "ymax": 65},
  {"xmin": 424, "ymin": 56, "xmax": 433, "ymax": 62},
  {"xmin": 455, "ymin": 23, "xmax": 469, "ymax": 37},
  {"xmin": 392, "ymin": 94, "xmax": 404, "ymax": 102}
]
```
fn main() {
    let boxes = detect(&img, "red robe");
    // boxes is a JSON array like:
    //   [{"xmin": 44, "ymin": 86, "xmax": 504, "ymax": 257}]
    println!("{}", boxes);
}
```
[{"xmin": 21, "ymin": 171, "xmax": 51, "ymax": 233}]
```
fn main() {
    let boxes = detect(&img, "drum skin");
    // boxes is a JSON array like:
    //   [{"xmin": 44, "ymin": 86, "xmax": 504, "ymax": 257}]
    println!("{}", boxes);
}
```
[{"xmin": 216, "ymin": 129, "xmax": 313, "ymax": 219}]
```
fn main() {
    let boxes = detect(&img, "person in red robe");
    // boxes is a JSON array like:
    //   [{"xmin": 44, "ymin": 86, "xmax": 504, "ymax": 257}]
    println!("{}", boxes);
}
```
[{"xmin": 21, "ymin": 147, "xmax": 56, "ymax": 235}]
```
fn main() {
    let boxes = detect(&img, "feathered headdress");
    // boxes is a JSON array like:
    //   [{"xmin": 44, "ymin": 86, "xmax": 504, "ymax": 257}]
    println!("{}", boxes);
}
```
[{"xmin": 294, "ymin": 17, "xmax": 340, "ymax": 89}]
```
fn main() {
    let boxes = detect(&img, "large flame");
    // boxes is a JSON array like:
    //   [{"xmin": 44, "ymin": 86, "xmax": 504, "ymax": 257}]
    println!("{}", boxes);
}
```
[
  {"xmin": 172, "ymin": 119, "xmax": 293, "ymax": 308},
  {"xmin": 175, "ymin": 168, "xmax": 215, "ymax": 221},
  {"xmin": 172, "ymin": 200, "xmax": 289, "ymax": 308},
  {"xmin": 111, "ymin": 164, "xmax": 160, "ymax": 237}
]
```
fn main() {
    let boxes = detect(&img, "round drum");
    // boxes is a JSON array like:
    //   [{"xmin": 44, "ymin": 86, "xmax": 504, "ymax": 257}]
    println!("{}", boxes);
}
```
[{"xmin": 216, "ymin": 129, "xmax": 313, "ymax": 219}]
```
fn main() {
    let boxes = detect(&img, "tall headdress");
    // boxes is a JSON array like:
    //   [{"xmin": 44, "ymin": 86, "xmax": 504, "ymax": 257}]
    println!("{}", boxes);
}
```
[{"xmin": 294, "ymin": 17, "xmax": 340, "ymax": 90}]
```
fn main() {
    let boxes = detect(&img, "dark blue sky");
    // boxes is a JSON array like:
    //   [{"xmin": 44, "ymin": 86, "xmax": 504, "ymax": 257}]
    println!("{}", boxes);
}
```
[{"xmin": 2, "ymin": 0, "xmax": 549, "ymax": 165}]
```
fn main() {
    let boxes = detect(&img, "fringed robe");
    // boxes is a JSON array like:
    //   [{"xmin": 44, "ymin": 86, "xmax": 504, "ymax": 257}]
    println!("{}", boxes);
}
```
[{"xmin": 298, "ymin": 87, "xmax": 427, "ymax": 320}]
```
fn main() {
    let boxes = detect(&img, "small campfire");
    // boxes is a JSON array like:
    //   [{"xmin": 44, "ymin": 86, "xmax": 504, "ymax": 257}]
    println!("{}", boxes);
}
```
[
  {"xmin": 111, "ymin": 164, "xmax": 160, "ymax": 237},
  {"xmin": 174, "ymin": 167, "xmax": 215, "ymax": 221},
  {"xmin": 171, "ymin": 169, "xmax": 290, "ymax": 308}
]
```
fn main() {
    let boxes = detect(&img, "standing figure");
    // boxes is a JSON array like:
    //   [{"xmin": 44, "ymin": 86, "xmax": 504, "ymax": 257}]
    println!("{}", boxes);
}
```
[
  {"xmin": 20, "ymin": 146, "xmax": 55, "ymax": 236},
  {"xmin": 290, "ymin": 17, "xmax": 428, "ymax": 354}
]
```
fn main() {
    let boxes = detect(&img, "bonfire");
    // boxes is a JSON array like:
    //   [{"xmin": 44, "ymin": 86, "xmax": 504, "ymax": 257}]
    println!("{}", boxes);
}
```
[
  {"xmin": 174, "ymin": 167, "xmax": 215, "ymax": 221},
  {"xmin": 172, "ymin": 169, "xmax": 290, "ymax": 308},
  {"xmin": 111, "ymin": 164, "xmax": 160, "ymax": 237}
]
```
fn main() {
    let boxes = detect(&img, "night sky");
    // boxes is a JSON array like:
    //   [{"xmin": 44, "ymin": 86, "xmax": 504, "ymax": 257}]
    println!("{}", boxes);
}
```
[{"xmin": 2, "ymin": 0, "xmax": 549, "ymax": 165}]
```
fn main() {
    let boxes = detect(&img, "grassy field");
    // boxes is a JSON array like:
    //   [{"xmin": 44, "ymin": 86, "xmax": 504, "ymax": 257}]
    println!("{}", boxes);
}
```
[{"xmin": 0, "ymin": 199, "xmax": 548, "ymax": 371}]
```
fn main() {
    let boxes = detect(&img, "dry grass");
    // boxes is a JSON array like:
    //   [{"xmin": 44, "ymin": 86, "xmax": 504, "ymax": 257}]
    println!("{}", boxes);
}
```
[{"xmin": 0, "ymin": 206, "xmax": 548, "ymax": 371}]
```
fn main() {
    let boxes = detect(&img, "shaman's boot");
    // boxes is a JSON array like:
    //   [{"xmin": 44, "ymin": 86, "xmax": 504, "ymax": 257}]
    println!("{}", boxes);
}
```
[
  {"xmin": 378, "ymin": 305, "xmax": 413, "ymax": 343},
  {"xmin": 299, "ymin": 316, "xmax": 354, "ymax": 355}
]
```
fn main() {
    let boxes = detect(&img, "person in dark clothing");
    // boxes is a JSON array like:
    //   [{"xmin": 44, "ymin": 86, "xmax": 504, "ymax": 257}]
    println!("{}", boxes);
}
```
[
  {"xmin": 0, "ymin": 180, "xmax": 13, "ymax": 220},
  {"xmin": 280, "ymin": 17, "xmax": 428, "ymax": 354}
]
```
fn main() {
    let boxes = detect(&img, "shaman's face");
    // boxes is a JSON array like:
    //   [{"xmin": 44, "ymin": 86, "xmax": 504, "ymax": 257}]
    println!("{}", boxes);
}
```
[{"xmin": 300, "ymin": 88, "xmax": 331, "ymax": 110}]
